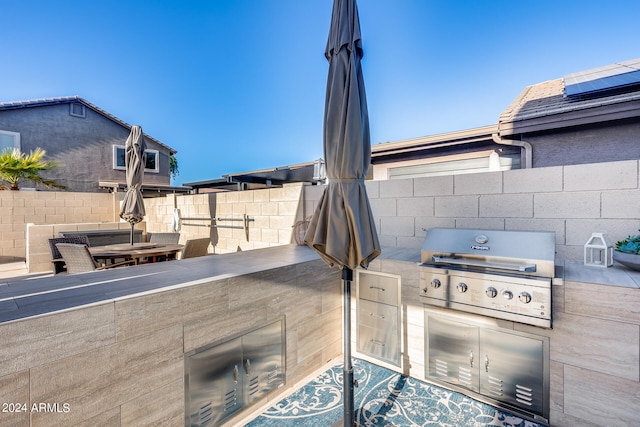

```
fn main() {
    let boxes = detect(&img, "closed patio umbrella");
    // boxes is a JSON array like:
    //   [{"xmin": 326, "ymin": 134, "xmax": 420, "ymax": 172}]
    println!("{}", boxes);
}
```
[
  {"xmin": 304, "ymin": 0, "xmax": 381, "ymax": 425},
  {"xmin": 119, "ymin": 125, "xmax": 147, "ymax": 244}
]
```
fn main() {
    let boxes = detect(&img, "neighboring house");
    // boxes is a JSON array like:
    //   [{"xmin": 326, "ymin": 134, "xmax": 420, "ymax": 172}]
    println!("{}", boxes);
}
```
[
  {"xmin": 370, "ymin": 125, "xmax": 521, "ymax": 180},
  {"xmin": 0, "ymin": 96, "xmax": 178, "ymax": 193},
  {"xmin": 371, "ymin": 58, "xmax": 640, "ymax": 180},
  {"xmin": 184, "ymin": 159, "xmax": 326, "ymax": 193}
]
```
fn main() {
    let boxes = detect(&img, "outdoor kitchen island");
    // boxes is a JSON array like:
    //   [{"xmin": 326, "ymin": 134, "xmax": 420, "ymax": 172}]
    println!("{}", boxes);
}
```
[
  {"xmin": 2, "ymin": 244, "xmax": 639, "ymax": 427},
  {"xmin": 0, "ymin": 245, "xmax": 343, "ymax": 427},
  {"xmin": 363, "ymin": 248, "xmax": 640, "ymax": 427}
]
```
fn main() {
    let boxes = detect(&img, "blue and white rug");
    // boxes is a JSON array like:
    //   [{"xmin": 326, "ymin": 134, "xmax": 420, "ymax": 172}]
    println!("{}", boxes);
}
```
[{"xmin": 245, "ymin": 359, "xmax": 545, "ymax": 427}]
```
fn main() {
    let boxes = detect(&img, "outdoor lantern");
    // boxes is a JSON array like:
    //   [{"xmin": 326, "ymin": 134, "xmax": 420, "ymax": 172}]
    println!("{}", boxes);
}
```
[{"xmin": 584, "ymin": 232, "xmax": 613, "ymax": 267}]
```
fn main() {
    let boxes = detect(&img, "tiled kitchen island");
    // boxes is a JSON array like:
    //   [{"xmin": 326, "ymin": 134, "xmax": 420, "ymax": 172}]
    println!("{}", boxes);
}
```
[{"xmin": 0, "ymin": 245, "xmax": 341, "ymax": 427}]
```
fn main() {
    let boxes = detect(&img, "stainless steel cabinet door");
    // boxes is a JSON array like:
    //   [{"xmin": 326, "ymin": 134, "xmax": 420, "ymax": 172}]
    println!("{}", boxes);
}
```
[
  {"xmin": 186, "ymin": 337, "xmax": 244, "ymax": 427},
  {"xmin": 426, "ymin": 314, "xmax": 480, "ymax": 392},
  {"xmin": 242, "ymin": 319, "xmax": 285, "ymax": 404},
  {"xmin": 479, "ymin": 329, "xmax": 545, "ymax": 416},
  {"xmin": 358, "ymin": 299, "xmax": 400, "ymax": 365}
]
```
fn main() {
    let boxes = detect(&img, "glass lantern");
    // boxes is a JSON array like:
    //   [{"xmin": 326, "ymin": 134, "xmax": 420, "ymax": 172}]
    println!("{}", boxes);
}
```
[{"xmin": 583, "ymin": 232, "xmax": 613, "ymax": 267}]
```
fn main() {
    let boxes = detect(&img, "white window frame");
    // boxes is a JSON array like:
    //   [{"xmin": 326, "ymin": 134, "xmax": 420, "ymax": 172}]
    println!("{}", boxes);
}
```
[
  {"xmin": 113, "ymin": 145, "xmax": 159, "ymax": 173},
  {"xmin": 382, "ymin": 150, "xmax": 520, "ymax": 180},
  {"xmin": 0, "ymin": 130, "xmax": 21, "ymax": 152}
]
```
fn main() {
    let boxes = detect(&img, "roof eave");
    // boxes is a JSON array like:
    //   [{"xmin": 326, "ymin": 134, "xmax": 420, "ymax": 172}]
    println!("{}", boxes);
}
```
[{"xmin": 499, "ymin": 98, "xmax": 640, "ymax": 136}]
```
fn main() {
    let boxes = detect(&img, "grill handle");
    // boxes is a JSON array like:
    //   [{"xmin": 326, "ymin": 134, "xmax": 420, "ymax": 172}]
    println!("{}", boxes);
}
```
[{"xmin": 432, "ymin": 256, "xmax": 537, "ymax": 272}]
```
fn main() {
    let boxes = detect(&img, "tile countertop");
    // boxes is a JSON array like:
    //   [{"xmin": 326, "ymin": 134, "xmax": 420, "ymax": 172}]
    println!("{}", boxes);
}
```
[
  {"xmin": 3, "ymin": 244, "xmax": 634, "ymax": 325},
  {"xmin": 560, "ymin": 260, "xmax": 640, "ymax": 289},
  {"xmin": 0, "ymin": 244, "xmax": 323, "ymax": 324}
]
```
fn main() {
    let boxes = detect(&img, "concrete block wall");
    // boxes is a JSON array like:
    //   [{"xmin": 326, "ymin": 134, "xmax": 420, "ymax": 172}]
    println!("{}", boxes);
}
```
[
  {"xmin": 8, "ymin": 159, "xmax": 640, "ymax": 269},
  {"xmin": 144, "ymin": 183, "xmax": 311, "ymax": 254},
  {"xmin": 0, "ymin": 191, "xmax": 116, "ymax": 264},
  {"xmin": 346, "ymin": 160, "xmax": 640, "ymax": 262}
]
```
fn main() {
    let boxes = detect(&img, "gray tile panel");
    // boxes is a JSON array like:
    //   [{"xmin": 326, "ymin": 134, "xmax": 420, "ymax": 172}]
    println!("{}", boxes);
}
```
[{"xmin": 0, "ymin": 245, "xmax": 321, "ymax": 324}]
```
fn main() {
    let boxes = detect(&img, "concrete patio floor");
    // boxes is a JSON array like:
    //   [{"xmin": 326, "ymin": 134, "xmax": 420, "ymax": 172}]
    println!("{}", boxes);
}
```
[{"xmin": 0, "ymin": 261, "xmax": 53, "ymax": 281}]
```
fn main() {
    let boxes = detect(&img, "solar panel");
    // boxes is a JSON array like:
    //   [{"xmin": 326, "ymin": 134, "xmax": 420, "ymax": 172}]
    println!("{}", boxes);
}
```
[{"xmin": 564, "ymin": 58, "xmax": 640, "ymax": 97}]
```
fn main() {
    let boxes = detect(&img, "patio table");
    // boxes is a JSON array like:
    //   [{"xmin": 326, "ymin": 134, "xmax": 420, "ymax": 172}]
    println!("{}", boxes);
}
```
[{"xmin": 89, "ymin": 242, "xmax": 184, "ymax": 266}]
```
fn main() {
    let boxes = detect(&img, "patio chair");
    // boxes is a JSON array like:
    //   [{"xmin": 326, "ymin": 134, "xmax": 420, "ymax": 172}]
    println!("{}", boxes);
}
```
[
  {"xmin": 48, "ymin": 235, "xmax": 90, "ymax": 274},
  {"xmin": 148, "ymin": 232, "xmax": 180, "ymax": 244},
  {"xmin": 55, "ymin": 243, "xmax": 135, "ymax": 275},
  {"xmin": 181, "ymin": 238, "xmax": 211, "ymax": 259}
]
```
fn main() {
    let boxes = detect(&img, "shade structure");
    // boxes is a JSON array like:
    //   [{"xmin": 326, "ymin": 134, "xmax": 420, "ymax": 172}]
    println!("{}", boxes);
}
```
[
  {"xmin": 304, "ymin": 0, "xmax": 380, "ymax": 425},
  {"xmin": 305, "ymin": 0, "xmax": 380, "ymax": 271},
  {"xmin": 119, "ymin": 125, "xmax": 147, "ymax": 244}
]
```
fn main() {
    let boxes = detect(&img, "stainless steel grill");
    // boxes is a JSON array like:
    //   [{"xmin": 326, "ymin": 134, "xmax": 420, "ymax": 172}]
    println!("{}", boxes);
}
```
[{"xmin": 418, "ymin": 228, "xmax": 556, "ymax": 328}]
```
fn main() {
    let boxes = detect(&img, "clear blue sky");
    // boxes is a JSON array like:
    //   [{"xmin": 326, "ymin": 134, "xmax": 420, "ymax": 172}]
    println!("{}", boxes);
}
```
[{"xmin": 2, "ymin": 0, "xmax": 640, "ymax": 185}]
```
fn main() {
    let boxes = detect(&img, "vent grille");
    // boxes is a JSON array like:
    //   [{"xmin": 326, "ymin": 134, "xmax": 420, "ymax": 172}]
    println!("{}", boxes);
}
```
[
  {"xmin": 199, "ymin": 401, "xmax": 213, "ymax": 425},
  {"xmin": 487, "ymin": 375, "xmax": 504, "ymax": 396},
  {"xmin": 458, "ymin": 366, "xmax": 473, "ymax": 387},
  {"xmin": 248, "ymin": 376, "xmax": 260, "ymax": 396},
  {"xmin": 435, "ymin": 359, "xmax": 448, "ymax": 377},
  {"xmin": 516, "ymin": 384, "xmax": 534, "ymax": 406},
  {"xmin": 224, "ymin": 389, "xmax": 238, "ymax": 411}
]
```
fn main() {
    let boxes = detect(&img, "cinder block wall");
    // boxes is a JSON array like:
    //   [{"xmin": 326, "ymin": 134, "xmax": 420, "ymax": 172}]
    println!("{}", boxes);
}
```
[
  {"xmin": 9, "ymin": 159, "xmax": 640, "ymax": 270},
  {"xmin": 145, "ymin": 183, "xmax": 311, "ymax": 254},
  {"xmin": 348, "ymin": 159, "xmax": 640, "ymax": 261},
  {"xmin": 0, "ymin": 191, "xmax": 117, "ymax": 263}
]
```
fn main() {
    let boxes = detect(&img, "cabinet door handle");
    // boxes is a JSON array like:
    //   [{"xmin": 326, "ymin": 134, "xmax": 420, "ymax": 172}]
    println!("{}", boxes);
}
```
[
  {"xmin": 369, "ymin": 286, "xmax": 386, "ymax": 291},
  {"xmin": 245, "ymin": 358, "xmax": 251, "ymax": 376},
  {"xmin": 233, "ymin": 365, "xmax": 239, "ymax": 384},
  {"xmin": 370, "ymin": 339, "xmax": 386, "ymax": 347},
  {"xmin": 485, "ymin": 354, "xmax": 490, "ymax": 372},
  {"xmin": 369, "ymin": 312, "xmax": 385, "ymax": 319},
  {"xmin": 469, "ymin": 350, "xmax": 474, "ymax": 368}
]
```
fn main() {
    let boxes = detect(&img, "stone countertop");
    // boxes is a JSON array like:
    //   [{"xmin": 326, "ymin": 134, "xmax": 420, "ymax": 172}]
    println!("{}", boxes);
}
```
[
  {"xmin": 560, "ymin": 260, "xmax": 640, "ymax": 289},
  {"xmin": 372, "ymin": 245, "xmax": 640, "ymax": 290},
  {"xmin": 0, "ymin": 245, "xmax": 323, "ymax": 324}
]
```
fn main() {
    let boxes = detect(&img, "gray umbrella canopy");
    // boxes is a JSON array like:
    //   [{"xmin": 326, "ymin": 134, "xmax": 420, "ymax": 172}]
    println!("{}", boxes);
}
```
[
  {"xmin": 304, "ymin": 1, "xmax": 380, "ymax": 425},
  {"xmin": 119, "ymin": 125, "xmax": 147, "ymax": 243},
  {"xmin": 304, "ymin": 0, "xmax": 380, "ymax": 271}
]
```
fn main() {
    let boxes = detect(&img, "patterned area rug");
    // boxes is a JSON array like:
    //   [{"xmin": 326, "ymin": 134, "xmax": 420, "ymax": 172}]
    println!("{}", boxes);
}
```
[{"xmin": 245, "ymin": 359, "xmax": 545, "ymax": 427}]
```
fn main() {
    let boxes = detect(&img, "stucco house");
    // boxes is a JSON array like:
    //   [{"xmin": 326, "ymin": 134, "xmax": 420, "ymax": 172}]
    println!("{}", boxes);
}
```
[
  {"xmin": 0, "ymin": 96, "xmax": 178, "ymax": 193},
  {"xmin": 371, "ymin": 58, "xmax": 640, "ymax": 180}
]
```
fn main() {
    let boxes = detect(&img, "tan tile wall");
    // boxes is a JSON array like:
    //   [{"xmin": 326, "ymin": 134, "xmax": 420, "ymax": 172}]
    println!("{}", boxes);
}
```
[
  {"xmin": 0, "ymin": 259, "xmax": 341, "ymax": 427},
  {"xmin": 363, "ymin": 258, "xmax": 640, "ymax": 427}
]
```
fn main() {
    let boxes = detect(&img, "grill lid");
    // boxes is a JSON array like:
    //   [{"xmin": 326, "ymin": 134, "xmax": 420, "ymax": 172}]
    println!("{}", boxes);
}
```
[{"xmin": 421, "ymin": 228, "xmax": 556, "ymax": 278}]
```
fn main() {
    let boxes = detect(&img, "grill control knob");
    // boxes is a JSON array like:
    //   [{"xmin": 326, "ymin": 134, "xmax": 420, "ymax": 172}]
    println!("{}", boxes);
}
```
[
  {"xmin": 502, "ymin": 290, "xmax": 513, "ymax": 300},
  {"xmin": 431, "ymin": 278, "xmax": 441, "ymax": 288},
  {"xmin": 456, "ymin": 282, "xmax": 468, "ymax": 293},
  {"xmin": 519, "ymin": 292, "xmax": 532, "ymax": 304},
  {"xmin": 485, "ymin": 287, "xmax": 497, "ymax": 298}
]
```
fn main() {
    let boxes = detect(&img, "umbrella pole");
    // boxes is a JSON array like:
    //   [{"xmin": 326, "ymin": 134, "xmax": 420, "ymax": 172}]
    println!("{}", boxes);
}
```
[
  {"xmin": 342, "ymin": 267, "xmax": 355, "ymax": 427},
  {"xmin": 130, "ymin": 222, "xmax": 134, "ymax": 245}
]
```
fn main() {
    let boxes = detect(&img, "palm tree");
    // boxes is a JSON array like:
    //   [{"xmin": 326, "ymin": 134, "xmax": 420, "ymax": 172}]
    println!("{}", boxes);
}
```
[{"xmin": 0, "ymin": 148, "xmax": 66, "ymax": 190}]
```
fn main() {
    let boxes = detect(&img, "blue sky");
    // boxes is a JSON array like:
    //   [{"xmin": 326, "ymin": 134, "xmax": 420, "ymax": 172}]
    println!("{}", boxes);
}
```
[{"xmin": 2, "ymin": 0, "xmax": 640, "ymax": 185}]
